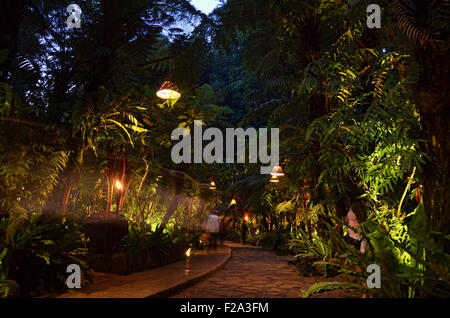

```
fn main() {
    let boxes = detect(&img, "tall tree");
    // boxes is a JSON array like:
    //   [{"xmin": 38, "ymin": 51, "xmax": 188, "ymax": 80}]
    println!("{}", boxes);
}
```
[{"xmin": 396, "ymin": 0, "xmax": 450, "ymax": 234}]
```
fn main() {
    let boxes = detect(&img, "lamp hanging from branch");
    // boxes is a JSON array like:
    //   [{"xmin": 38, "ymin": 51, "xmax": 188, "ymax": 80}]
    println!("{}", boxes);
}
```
[
  {"xmin": 269, "ymin": 175, "xmax": 280, "ymax": 183},
  {"xmin": 156, "ymin": 81, "xmax": 181, "ymax": 100},
  {"xmin": 270, "ymin": 165, "xmax": 284, "ymax": 177}
]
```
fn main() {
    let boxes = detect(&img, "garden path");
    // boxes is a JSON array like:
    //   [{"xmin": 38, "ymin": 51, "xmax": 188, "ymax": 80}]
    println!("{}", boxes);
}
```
[{"xmin": 171, "ymin": 242, "xmax": 342, "ymax": 298}]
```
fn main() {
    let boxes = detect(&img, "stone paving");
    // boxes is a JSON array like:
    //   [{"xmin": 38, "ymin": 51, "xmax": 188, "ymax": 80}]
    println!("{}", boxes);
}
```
[
  {"xmin": 171, "ymin": 242, "xmax": 342, "ymax": 298},
  {"xmin": 53, "ymin": 246, "xmax": 231, "ymax": 298},
  {"xmin": 51, "ymin": 241, "xmax": 343, "ymax": 298}
]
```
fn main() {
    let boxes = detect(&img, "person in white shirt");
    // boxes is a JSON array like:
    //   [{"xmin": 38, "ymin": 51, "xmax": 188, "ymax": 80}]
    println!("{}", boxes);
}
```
[{"xmin": 204, "ymin": 209, "xmax": 220, "ymax": 251}]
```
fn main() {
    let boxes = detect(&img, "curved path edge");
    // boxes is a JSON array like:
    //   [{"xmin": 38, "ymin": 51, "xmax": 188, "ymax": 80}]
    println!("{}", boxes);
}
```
[
  {"xmin": 54, "ymin": 246, "xmax": 231, "ymax": 298},
  {"xmin": 149, "ymin": 247, "xmax": 232, "ymax": 298}
]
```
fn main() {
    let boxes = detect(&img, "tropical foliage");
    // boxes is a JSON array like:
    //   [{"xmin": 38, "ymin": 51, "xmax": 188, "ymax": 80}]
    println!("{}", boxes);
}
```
[
  {"xmin": 0, "ymin": 213, "xmax": 92, "ymax": 297},
  {"xmin": 204, "ymin": 0, "xmax": 449, "ymax": 298},
  {"xmin": 0, "ymin": 0, "xmax": 448, "ymax": 298}
]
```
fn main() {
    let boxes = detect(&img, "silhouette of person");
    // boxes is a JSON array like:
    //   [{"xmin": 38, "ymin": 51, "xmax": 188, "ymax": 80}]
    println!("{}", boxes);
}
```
[{"xmin": 204, "ymin": 209, "xmax": 220, "ymax": 250}]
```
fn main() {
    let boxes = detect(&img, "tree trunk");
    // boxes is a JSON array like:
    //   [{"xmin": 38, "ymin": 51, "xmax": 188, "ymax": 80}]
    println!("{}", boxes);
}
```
[
  {"xmin": 412, "ymin": 0, "xmax": 450, "ymax": 237},
  {"xmin": 161, "ymin": 178, "xmax": 184, "ymax": 228},
  {"xmin": 42, "ymin": 155, "xmax": 79, "ymax": 215},
  {"xmin": 415, "ymin": 52, "xmax": 450, "ymax": 236}
]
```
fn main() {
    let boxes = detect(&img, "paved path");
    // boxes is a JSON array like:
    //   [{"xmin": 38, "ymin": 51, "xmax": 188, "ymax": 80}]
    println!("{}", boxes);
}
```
[
  {"xmin": 171, "ymin": 242, "xmax": 341, "ymax": 298},
  {"xmin": 53, "ymin": 247, "xmax": 231, "ymax": 298}
]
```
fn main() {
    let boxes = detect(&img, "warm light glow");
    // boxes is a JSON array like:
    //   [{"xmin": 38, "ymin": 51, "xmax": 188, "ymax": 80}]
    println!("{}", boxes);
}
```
[
  {"xmin": 209, "ymin": 180, "xmax": 216, "ymax": 190},
  {"xmin": 270, "ymin": 175, "xmax": 279, "ymax": 183},
  {"xmin": 156, "ymin": 81, "xmax": 181, "ymax": 100},
  {"xmin": 156, "ymin": 89, "xmax": 181, "ymax": 100},
  {"xmin": 186, "ymin": 248, "xmax": 192, "ymax": 257},
  {"xmin": 270, "ymin": 165, "xmax": 284, "ymax": 176},
  {"xmin": 244, "ymin": 214, "xmax": 249, "ymax": 222},
  {"xmin": 230, "ymin": 198, "xmax": 237, "ymax": 205},
  {"xmin": 115, "ymin": 180, "xmax": 123, "ymax": 189}
]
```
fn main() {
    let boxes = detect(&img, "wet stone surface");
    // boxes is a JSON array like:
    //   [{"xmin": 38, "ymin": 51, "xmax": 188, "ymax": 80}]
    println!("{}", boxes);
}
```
[{"xmin": 172, "ymin": 242, "xmax": 342, "ymax": 298}]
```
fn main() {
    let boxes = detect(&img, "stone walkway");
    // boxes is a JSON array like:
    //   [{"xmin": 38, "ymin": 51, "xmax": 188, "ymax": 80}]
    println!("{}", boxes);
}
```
[
  {"xmin": 51, "ymin": 241, "xmax": 343, "ymax": 298},
  {"xmin": 53, "ymin": 246, "xmax": 231, "ymax": 298},
  {"xmin": 171, "ymin": 242, "xmax": 342, "ymax": 298}
]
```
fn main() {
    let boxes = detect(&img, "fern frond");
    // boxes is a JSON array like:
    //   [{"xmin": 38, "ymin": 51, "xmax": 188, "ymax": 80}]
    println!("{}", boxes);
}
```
[
  {"xmin": 392, "ymin": 1, "xmax": 431, "ymax": 48},
  {"xmin": 300, "ymin": 281, "xmax": 371, "ymax": 298}
]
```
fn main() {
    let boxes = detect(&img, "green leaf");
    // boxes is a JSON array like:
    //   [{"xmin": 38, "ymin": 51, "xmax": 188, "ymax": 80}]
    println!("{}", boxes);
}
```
[
  {"xmin": 300, "ymin": 281, "xmax": 370, "ymax": 298},
  {"xmin": 106, "ymin": 119, "xmax": 134, "ymax": 146},
  {"xmin": 35, "ymin": 252, "xmax": 51, "ymax": 265}
]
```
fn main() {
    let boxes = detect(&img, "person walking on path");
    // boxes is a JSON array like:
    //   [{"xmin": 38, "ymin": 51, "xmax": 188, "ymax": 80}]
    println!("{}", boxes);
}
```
[{"xmin": 204, "ymin": 209, "xmax": 220, "ymax": 251}]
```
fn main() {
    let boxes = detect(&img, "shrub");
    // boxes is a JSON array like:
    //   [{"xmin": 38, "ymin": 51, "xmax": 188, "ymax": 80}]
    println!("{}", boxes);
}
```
[
  {"xmin": 299, "ymin": 207, "xmax": 450, "ymax": 298},
  {"xmin": 121, "ymin": 224, "xmax": 170, "ymax": 254},
  {"xmin": 258, "ymin": 228, "xmax": 291, "ymax": 253},
  {"xmin": 289, "ymin": 229, "xmax": 340, "ymax": 277},
  {"xmin": 0, "ymin": 213, "xmax": 93, "ymax": 297},
  {"xmin": 247, "ymin": 233, "xmax": 264, "ymax": 246},
  {"xmin": 225, "ymin": 228, "xmax": 241, "ymax": 242},
  {"xmin": 119, "ymin": 224, "xmax": 201, "ymax": 268}
]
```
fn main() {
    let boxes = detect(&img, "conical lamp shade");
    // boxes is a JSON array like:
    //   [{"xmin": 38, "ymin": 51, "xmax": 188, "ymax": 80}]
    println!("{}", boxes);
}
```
[
  {"xmin": 270, "ymin": 165, "xmax": 284, "ymax": 176},
  {"xmin": 156, "ymin": 81, "xmax": 181, "ymax": 100},
  {"xmin": 269, "ymin": 175, "xmax": 279, "ymax": 183}
]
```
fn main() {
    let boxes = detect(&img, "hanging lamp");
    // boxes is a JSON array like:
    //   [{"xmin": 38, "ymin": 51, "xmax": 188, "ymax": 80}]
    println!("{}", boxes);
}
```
[
  {"xmin": 269, "ymin": 175, "xmax": 279, "ymax": 183},
  {"xmin": 156, "ymin": 81, "xmax": 181, "ymax": 100},
  {"xmin": 270, "ymin": 165, "xmax": 284, "ymax": 176}
]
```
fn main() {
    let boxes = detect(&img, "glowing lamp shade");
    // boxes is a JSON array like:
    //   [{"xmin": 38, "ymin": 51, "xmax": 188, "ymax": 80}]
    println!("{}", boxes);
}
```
[
  {"xmin": 230, "ymin": 198, "xmax": 237, "ymax": 205},
  {"xmin": 270, "ymin": 165, "xmax": 284, "ymax": 176},
  {"xmin": 186, "ymin": 248, "xmax": 192, "ymax": 257},
  {"xmin": 244, "ymin": 214, "xmax": 249, "ymax": 222},
  {"xmin": 156, "ymin": 81, "xmax": 181, "ymax": 100},
  {"xmin": 269, "ymin": 175, "xmax": 279, "ymax": 183},
  {"xmin": 209, "ymin": 180, "xmax": 216, "ymax": 190},
  {"xmin": 115, "ymin": 180, "xmax": 123, "ymax": 189}
]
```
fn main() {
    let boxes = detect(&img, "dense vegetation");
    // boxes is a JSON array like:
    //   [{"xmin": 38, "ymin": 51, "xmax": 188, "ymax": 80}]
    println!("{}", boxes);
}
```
[{"xmin": 0, "ymin": 0, "xmax": 448, "ymax": 297}]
